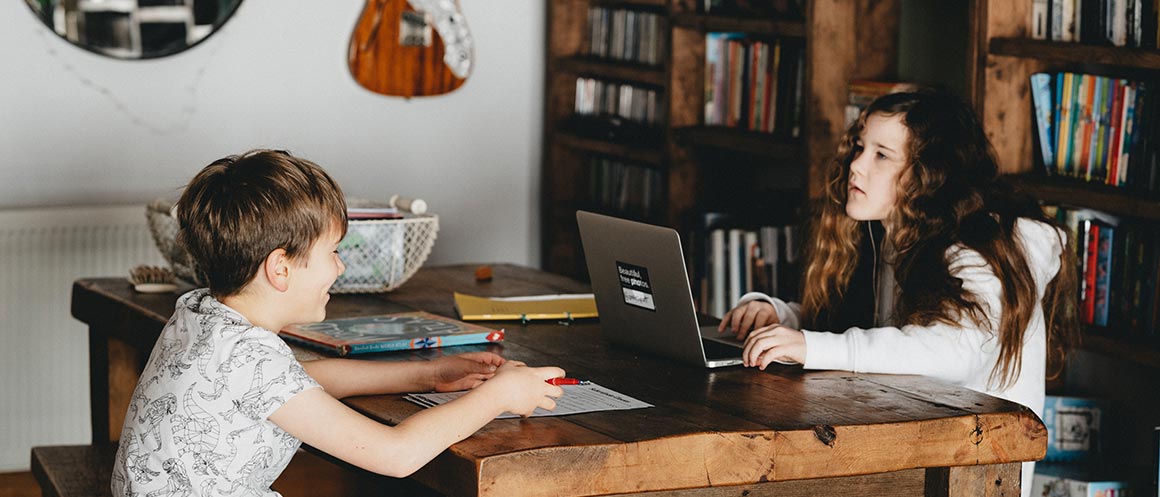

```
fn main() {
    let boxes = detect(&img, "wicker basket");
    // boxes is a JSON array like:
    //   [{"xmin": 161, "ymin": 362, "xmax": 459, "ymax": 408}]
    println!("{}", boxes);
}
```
[{"xmin": 145, "ymin": 198, "xmax": 439, "ymax": 292}]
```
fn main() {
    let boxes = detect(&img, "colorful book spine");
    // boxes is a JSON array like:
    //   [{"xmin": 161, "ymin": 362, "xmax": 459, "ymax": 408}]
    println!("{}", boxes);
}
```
[
  {"xmin": 1032, "ymin": 0, "xmax": 1049, "ymax": 39},
  {"xmin": 1057, "ymin": 73, "xmax": 1075, "ymax": 175},
  {"xmin": 1031, "ymin": 73, "xmax": 1056, "ymax": 171},
  {"xmin": 1093, "ymin": 222, "xmax": 1115, "ymax": 327},
  {"xmin": 1088, "ymin": 76, "xmax": 1109, "ymax": 183},
  {"xmin": 1105, "ymin": 79, "xmax": 1125, "ymax": 185},
  {"xmin": 1077, "ymin": 74, "xmax": 1096, "ymax": 180},
  {"xmin": 764, "ymin": 39, "xmax": 780, "ymax": 134},
  {"xmin": 1081, "ymin": 219, "xmax": 1099, "ymax": 324},
  {"xmin": 1119, "ymin": 83, "xmax": 1139, "ymax": 187}
]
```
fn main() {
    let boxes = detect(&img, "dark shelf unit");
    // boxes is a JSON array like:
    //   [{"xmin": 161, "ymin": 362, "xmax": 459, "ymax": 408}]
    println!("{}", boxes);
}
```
[
  {"xmin": 542, "ymin": 0, "xmax": 903, "ymax": 281},
  {"xmin": 971, "ymin": 0, "xmax": 1160, "ymax": 470}
]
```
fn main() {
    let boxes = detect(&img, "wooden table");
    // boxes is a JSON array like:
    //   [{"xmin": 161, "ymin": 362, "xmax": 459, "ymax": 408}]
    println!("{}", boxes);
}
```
[{"xmin": 72, "ymin": 264, "xmax": 1045, "ymax": 497}]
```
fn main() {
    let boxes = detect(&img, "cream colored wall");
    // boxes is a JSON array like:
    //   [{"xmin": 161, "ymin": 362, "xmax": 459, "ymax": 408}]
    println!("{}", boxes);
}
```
[
  {"xmin": 0, "ymin": 0, "xmax": 544, "ymax": 268},
  {"xmin": 0, "ymin": 0, "xmax": 544, "ymax": 471}
]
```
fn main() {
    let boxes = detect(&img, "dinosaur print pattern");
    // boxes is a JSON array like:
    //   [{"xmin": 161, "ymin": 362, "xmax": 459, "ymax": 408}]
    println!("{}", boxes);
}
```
[{"xmin": 111, "ymin": 289, "xmax": 319, "ymax": 497}]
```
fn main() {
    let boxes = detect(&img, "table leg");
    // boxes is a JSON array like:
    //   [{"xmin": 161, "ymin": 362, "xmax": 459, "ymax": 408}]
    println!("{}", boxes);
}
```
[
  {"xmin": 87, "ymin": 326, "xmax": 109, "ymax": 444},
  {"xmin": 925, "ymin": 463, "xmax": 1021, "ymax": 497},
  {"xmin": 89, "ymin": 325, "xmax": 145, "ymax": 444}
]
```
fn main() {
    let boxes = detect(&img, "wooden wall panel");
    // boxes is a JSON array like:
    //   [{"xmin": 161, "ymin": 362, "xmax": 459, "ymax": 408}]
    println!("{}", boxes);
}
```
[{"xmin": 806, "ymin": 0, "xmax": 900, "ymax": 198}]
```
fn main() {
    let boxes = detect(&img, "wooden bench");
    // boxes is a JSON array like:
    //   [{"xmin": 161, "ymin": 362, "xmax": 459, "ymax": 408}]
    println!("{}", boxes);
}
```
[{"xmin": 30, "ymin": 445, "xmax": 115, "ymax": 497}]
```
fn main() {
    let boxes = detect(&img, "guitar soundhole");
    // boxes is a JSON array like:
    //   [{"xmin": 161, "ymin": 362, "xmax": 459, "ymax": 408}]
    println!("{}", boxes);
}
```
[{"xmin": 399, "ymin": 10, "xmax": 433, "ymax": 47}]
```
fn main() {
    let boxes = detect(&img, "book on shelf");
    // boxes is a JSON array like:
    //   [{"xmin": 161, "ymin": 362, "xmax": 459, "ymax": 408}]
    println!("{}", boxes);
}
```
[
  {"xmin": 1035, "ymin": 0, "xmax": 1159, "ymax": 47},
  {"xmin": 1044, "ymin": 395, "xmax": 1108, "ymax": 463},
  {"xmin": 1081, "ymin": 219, "xmax": 1100, "ymax": 324},
  {"xmin": 279, "ymin": 311, "xmax": 504, "ymax": 356},
  {"xmin": 453, "ymin": 292, "xmax": 598, "ymax": 322},
  {"xmin": 1093, "ymin": 221, "xmax": 1115, "ymax": 327},
  {"xmin": 1032, "ymin": 72, "xmax": 1056, "ymax": 171},
  {"xmin": 1031, "ymin": 463, "xmax": 1135, "ymax": 497},
  {"xmin": 1032, "ymin": 0, "xmax": 1049, "ymax": 39}
]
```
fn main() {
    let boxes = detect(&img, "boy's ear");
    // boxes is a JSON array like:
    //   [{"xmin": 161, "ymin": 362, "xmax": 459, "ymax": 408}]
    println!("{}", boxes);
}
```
[{"xmin": 263, "ymin": 248, "xmax": 291, "ymax": 292}]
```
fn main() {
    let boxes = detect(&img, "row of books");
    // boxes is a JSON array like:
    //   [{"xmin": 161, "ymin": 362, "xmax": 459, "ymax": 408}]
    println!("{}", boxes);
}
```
[
  {"xmin": 703, "ymin": 33, "xmax": 805, "ymax": 137},
  {"xmin": 574, "ymin": 77, "xmax": 663, "ymax": 126},
  {"xmin": 689, "ymin": 213, "xmax": 800, "ymax": 318},
  {"xmin": 585, "ymin": 6, "xmax": 667, "ymax": 66},
  {"xmin": 1049, "ymin": 204, "xmax": 1160, "ymax": 334},
  {"xmin": 1031, "ymin": 0, "xmax": 1159, "ymax": 48},
  {"xmin": 585, "ymin": 155, "xmax": 666, "ymax": 220},
  {"xmin": 1031, "ymin": 72, "xmax": 1159, "ymax": 191}
]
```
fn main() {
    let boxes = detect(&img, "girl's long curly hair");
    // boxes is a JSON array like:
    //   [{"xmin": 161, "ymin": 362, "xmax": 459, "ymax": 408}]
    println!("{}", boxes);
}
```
[{"xmin": 800, "ymin": 90, "xmax": 1079, "ymax": 389}]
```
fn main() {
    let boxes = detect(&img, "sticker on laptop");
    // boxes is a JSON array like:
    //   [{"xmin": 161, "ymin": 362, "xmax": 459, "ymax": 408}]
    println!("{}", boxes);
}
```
[{"xmin": 616, "ymin": 261, "xmax": 655, "ymax": 311}]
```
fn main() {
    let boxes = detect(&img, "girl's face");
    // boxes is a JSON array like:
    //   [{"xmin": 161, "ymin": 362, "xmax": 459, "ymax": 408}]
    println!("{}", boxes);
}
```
[{"xmin": 846, "ymin": 112, "xmax": 910, "ymax": 223}]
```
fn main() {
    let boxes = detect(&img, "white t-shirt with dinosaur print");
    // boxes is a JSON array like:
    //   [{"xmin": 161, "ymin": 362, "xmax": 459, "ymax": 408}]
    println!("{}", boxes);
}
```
[{"xmin": 112, "ymin": 289, "xmax": 320, "ymax": 497}]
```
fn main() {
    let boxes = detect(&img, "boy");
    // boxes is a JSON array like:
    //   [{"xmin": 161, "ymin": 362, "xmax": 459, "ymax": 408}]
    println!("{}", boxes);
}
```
[{"xmin": 112, "ymin": 150, "xmax": 564, "ymax": 496}]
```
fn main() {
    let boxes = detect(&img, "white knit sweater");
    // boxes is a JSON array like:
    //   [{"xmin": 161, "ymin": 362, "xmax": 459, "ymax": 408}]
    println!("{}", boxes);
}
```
[{"xmin": 737, "ymin": 218, "xmax": 1064, "ymax": 497}]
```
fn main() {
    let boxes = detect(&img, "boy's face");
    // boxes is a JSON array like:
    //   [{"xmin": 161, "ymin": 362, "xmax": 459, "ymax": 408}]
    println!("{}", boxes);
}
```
[
  {"xmin": 846, "ymin": 112, "xmax": 910, "ymax": 224},
  {"xmin": 286, "ymin": 224, "xmax": 346, "ymax": 324}
]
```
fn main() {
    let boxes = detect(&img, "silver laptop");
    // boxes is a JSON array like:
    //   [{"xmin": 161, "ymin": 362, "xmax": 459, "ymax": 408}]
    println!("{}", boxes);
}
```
[{"xmin": 577, "ymin": 210, "xmax": 744, "ymax": 368}]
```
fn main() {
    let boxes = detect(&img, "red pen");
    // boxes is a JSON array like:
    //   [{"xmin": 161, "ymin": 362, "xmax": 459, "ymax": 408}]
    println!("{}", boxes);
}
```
[{"xmin": 546, "ymin": 377, "xmax": 590, "ymax": 386}]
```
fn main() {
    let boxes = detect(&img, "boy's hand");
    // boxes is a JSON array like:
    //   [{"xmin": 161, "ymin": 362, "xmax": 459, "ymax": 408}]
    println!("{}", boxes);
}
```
[
  {"xmin": 430, "ymin": 352, "xmax": 506, "ymax": 392},
  {"xmin": 718, "ymin": 300, "xmax": 779, "ymax": 340},
  {"xmin": 479, "ymin": 362, "xmax": 565, "ymax": 417}
]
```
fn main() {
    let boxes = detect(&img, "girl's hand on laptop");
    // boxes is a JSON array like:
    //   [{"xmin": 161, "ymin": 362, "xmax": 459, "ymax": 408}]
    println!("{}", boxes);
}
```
[
  {"xmin": 718, "ymin": 300, "xmax": 780, "ymax": 340},
  {"xmin": 430, "ymin": 352, "xmax": 506, "ymax": 392},
  {"xmin": 742, "ymin": 325, "xmax": 804, "ymax": 369}
]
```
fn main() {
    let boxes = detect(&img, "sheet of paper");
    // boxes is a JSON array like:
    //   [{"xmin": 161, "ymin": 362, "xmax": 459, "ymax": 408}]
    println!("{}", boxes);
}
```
[
  {"xmin": 404, "ymin": 383, "xmax": 652, "ymax": 419},
  {"xmin": 487, "ymin": 293, "xmax": 594, "ymax": 301}
]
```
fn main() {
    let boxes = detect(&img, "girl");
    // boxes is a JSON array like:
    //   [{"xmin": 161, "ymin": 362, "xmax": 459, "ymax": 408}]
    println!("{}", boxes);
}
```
[{"xmin": 717, "ymin": 90, "xmax": 1078, "ymax": 495}]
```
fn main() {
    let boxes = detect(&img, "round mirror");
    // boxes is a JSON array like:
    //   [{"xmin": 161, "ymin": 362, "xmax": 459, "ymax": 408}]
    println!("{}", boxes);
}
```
[{"xmin": 24, "ymin": 0, "xmax": 242, "ymax": 59}]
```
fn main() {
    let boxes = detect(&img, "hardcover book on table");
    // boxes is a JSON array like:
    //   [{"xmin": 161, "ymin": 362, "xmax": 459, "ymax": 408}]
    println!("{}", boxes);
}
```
[
  {"xmin": 280, "ymin": 311, "xmax": 504, "ymax": 356},
  {"xmin": 453, "ymin": 292, "xmax": 598, "ymax": 321}
]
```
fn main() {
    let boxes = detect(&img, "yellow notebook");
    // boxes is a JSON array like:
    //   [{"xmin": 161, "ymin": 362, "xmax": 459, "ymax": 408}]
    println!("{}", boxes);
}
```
[{"xmin": 453, "ymin": 292, "xmax": 599, "ymax": 321}]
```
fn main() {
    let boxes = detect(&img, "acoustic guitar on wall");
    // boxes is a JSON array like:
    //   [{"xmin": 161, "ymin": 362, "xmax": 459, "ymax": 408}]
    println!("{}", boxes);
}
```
[{"xmin": 348, "ymin": 0, "xmax": 474, "ymax": 98}]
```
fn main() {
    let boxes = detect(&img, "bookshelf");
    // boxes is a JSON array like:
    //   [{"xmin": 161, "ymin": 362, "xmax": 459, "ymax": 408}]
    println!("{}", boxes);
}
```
[
  {"xmin": 968, "ymin": 0, "xmax": 1160, "ymax": 473},
  {"xmin": 542, "ymin": 0, "xmax": 902, "ymax": 282}
]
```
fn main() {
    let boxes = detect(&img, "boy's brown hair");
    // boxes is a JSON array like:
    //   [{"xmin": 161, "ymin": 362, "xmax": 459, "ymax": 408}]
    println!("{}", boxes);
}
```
[{"xmin": 176, "ymin": 149, "xmax": 348, "ymax": 297}]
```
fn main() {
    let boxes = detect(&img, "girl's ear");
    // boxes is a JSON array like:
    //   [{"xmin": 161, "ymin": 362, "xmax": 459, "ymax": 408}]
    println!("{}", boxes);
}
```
[{"xmin": 263, "ymin": 248, "xmax": 291, "ymax": 293}]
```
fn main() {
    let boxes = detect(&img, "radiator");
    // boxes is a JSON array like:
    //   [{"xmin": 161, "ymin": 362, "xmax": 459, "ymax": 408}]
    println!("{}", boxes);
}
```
[{"xmin": 0, "ymin": 205, "xmax": 165, "ymax": 471}]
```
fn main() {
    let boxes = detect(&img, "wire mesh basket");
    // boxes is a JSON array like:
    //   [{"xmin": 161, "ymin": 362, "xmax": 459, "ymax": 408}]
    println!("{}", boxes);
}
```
[
  {"xmin": 333, "ymin": 200, "xmax": 439, "ymax": 293},
  {"xmin": 145, "ymin": 198, "xmax": 439, "ymax": 292}
]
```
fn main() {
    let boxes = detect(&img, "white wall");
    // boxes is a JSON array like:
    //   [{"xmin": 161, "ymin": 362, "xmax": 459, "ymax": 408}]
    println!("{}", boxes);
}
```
[
  {"xmin": 0, "ymin": 0, "xmax": 544, "ymax": 267},
  {"xmin": 0, "ymin": 0, "xmax": 544, "ymax": 472}
]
